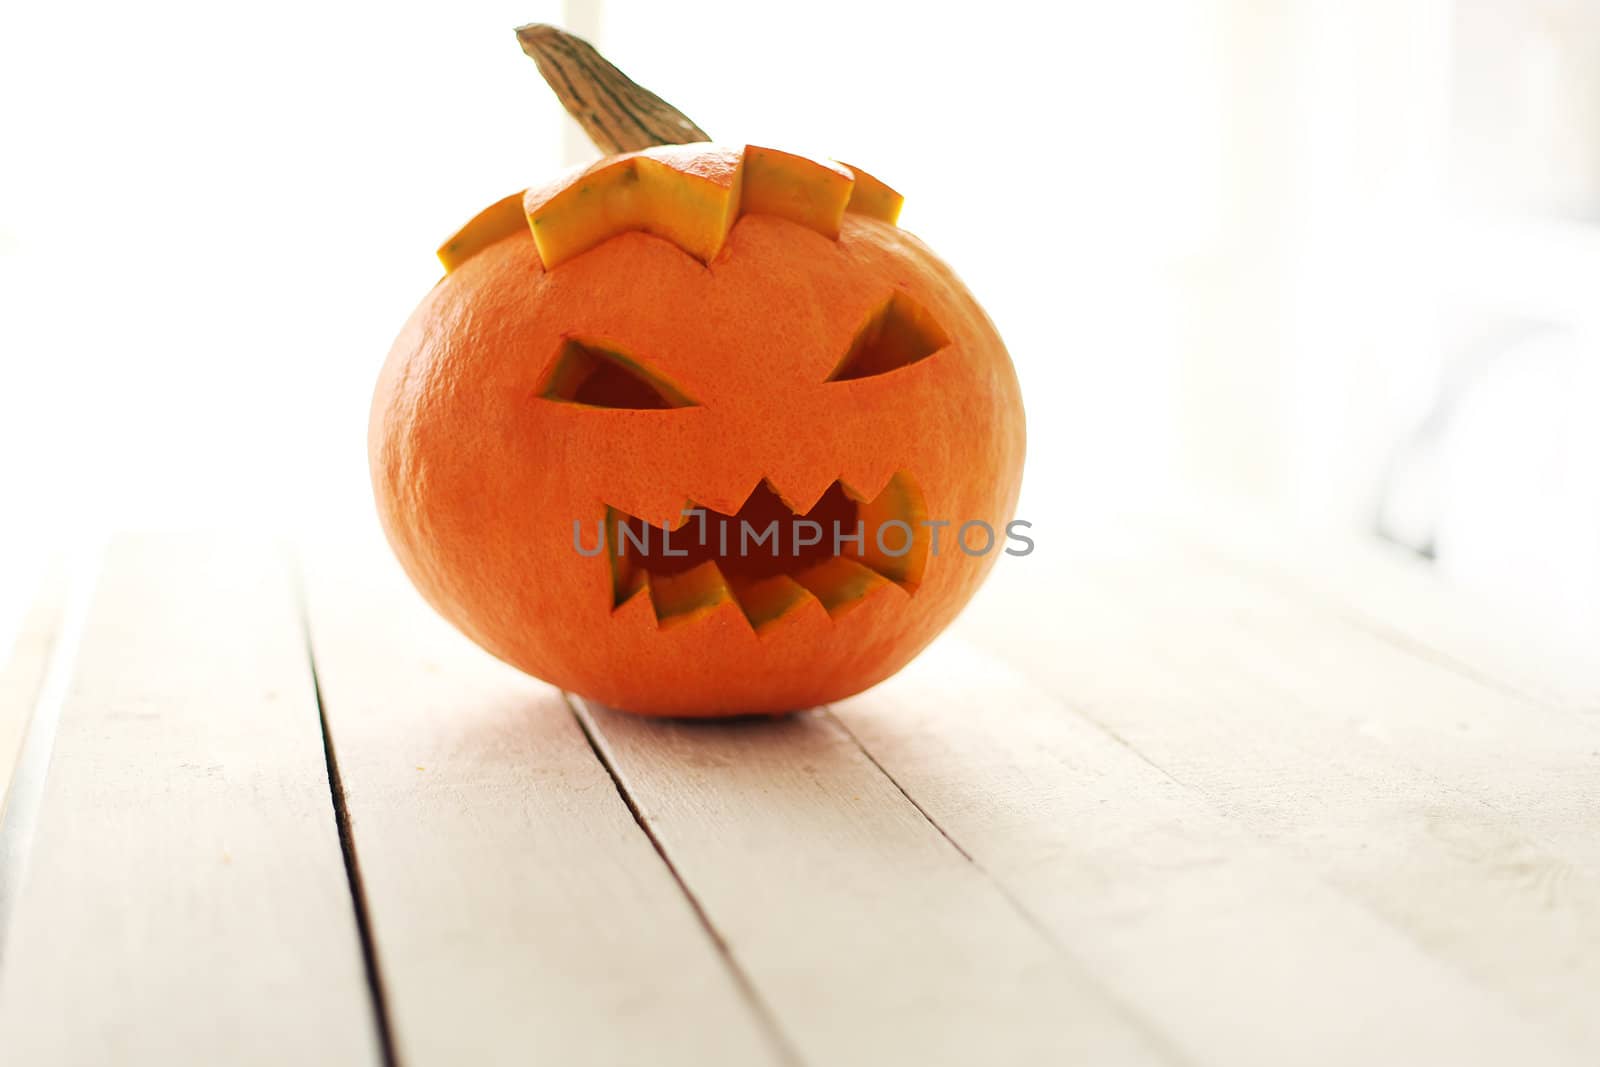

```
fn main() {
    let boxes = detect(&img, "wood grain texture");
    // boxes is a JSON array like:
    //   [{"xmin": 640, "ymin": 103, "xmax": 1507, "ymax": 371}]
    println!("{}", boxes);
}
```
[
  {"xmin": 1184, "ymin": 517, "xmax": 1600, "ymax": 713},
  {"xmin": 835, "ymin": 637, "xmax": 1588, "ymax": 1067},
  {"xmin": 0, "ymin": 537, "xmax": 379, "ymax": 1066},
  {"xmin": 573, "ymin": 696, "xmax": 1175, "ymax": 1067},
  {"xmin": 300, "ymin": 545, "xmax": 782, "ymax": 1067},
  {"xmin": 961, "ymin": 544, "xmax": 1600, "ymax": 1059},
  {"xmin": 0, "ymin": 558, "xmax": 66, "ymax": 824},
  {"xmin": 1164, "ymin": 543, "xmax": 1600, "ymax": 877}
]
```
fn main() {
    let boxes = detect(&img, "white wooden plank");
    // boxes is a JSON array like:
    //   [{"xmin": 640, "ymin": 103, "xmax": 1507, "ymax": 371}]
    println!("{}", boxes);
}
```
[
  {"xmin": 573, "ymin": 697, "xmax": 1175, "ymax": 1067},
  {"xmin": 299, "ymin": 545, "xmax": 783, "ymax": 1067},
  {"xmin": 1182, "ymin": 511, "xmax": 1600, "ymax": 713},
  {"xmin": 0, "ymin": 558, "xmax": 66, "ymax": 824},
  {"xmin": 1158, "ymin": 546, "xmax": 1600, "ymax": 878},
  {"xmin": 960, "ymin": 546, "xmax": 1600, "ymax": 1058},
  {"xmin": 833, "ymin": 637, "xmax": 1588, "ymax": 1067},
  {"xmin": 0, "ymin": 537, "xmax": 379, "ymax": 1066}
]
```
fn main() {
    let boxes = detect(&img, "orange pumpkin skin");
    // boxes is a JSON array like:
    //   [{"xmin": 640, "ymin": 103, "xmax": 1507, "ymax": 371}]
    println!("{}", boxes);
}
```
[{"xmin": 371, "ymin": 145, "xmax": 1025, "ymax": 716}]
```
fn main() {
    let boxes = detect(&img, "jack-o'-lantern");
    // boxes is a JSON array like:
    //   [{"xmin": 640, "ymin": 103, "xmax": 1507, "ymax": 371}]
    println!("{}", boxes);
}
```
[{"xmin": 370, "ymin": 25, "xmax": 1025, "ymax": 715}]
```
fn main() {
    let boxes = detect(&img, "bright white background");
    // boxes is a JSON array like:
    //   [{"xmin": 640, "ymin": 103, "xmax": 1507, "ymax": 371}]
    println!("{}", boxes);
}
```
[
  {"xmin": 0, "ymin": 0, "xmax": 1213, "ymax": 536},
  {"xmin": 3, "ymin": 0, "xmax": 1598, "ymax": 642}
]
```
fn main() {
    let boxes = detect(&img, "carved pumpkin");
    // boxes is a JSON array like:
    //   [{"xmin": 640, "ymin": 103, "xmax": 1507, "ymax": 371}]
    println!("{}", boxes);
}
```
[{"xmin": 370, "ymin": 26, "xmax": 1025, "ymax": 716}]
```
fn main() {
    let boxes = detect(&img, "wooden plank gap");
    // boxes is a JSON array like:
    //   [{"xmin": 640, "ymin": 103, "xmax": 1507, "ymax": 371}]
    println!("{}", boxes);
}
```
[
  {"xmin": 0, "ymin": 549, "xmax": 100, "ymax": 961},
  {"xmin": 834, "ymin": 636, "xmax": 1591, "ymax": 1066},
  {"xmin": 820, "ymin": 708, "xmax": 975, "ymax": 863},
  {"xmin": 1183, "ymin": 536, "xmax": 1551, "ymax": 709},
  {"xmin": 295, "ymin": 561, "xmax": 401, "ymax": 1067},
  {"xmin": 959, "ymin": 551, "xmax": 1600, "ymax": 1056},
  {"xmin": 298, "ymin": 541, "xmax": 783, "ymax": 1066},
  {"xmin": 571, "ymin": 696, "xmax": 1178, "ymax": 1065},
  {"xmin": 0, "ymin": 536, "xmax": 381, "ymax": 1065},
  {"xmin": 563, "ymin": 691, "xmax": 807, "ymax": 1067},
  {"xmin": 820, "ymin": 705, "xmax": 1197, "ymax": 1067},
  {"xmin": 1169, "ymin": 511, "xmax": 1600, "ymax": 713},
  {"xmin": 0, "ymin": 557, "xmax": 70, "ymax": 825}
]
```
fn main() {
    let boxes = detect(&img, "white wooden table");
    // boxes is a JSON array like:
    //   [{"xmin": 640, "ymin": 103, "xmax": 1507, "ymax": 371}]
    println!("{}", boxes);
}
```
[{"xmin": 0, "ymin": 525, "xmax": 1596, "ymax": 1066}]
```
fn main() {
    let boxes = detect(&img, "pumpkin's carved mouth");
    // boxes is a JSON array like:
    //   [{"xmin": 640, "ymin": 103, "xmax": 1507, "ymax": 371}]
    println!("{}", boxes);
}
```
[{"xmin": 606, "ymin": 472, "xmax": 927, "ymax": 630}]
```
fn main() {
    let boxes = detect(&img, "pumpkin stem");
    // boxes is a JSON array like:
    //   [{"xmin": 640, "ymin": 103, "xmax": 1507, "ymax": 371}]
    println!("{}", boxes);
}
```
[{"xmin": 514, "ymin": 23, "xmax": 711, "ymax": 154}]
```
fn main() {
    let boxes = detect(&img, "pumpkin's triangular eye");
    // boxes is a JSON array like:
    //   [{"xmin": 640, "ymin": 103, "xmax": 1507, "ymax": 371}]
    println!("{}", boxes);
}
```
[
  {"xmin": 827, "ymin": 291, "xmax": 949, "ymax": 382},
  {"xmin": 540, "ymin": 339, "xmax": 697, "ymax": 409}
]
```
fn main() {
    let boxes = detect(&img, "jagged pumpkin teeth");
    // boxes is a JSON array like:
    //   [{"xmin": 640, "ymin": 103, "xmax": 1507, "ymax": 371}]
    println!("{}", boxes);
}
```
[
  {"xmin": 444, "ymin": 151, "xmax": 900, "ymax": 278},
  {"xmin": 522, "ymin": 143, "xmax": 892, "ymax": 270},
  {"xmin": 791, "ymin": 558, "xmax": 894, "ymax": 617},
  {"xmin": 614, "ymin": 567, "xmax": 650, "ymax": 609},
  {"xmin": 739, "ymin": 146, "xmax": 854, "ymax": 239},
  {"xmin": 602, "ymin": 473, "xmax": 928, "ymax": 627},
  {"xmin": 838, "ymin": 161, "xmax": 904, "ymax": 224},
  {"xmin": 371, "ymin": 25, "xmax": 1025, "ymax": 715},
  {"xmin": 855, "ymin": 473, "xmax": 930, "ymax": 591},
  {"xmin": 725, "ymin": 574, "xmax": 815, "ymax": 632},
  {"xmin": 648, "ymin": 561, "xmax": 734, "ymax": 625},
  {"xmin": 436, "ymin": 190, "xmax": 530, "ymax": 272},
  {"xmin": 525, "ymin": 146, "xmax": 744, "ymax": 269},
  {"xmin": 606, "ymin": 508, "xmax": 648, "ymax": 608}
]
